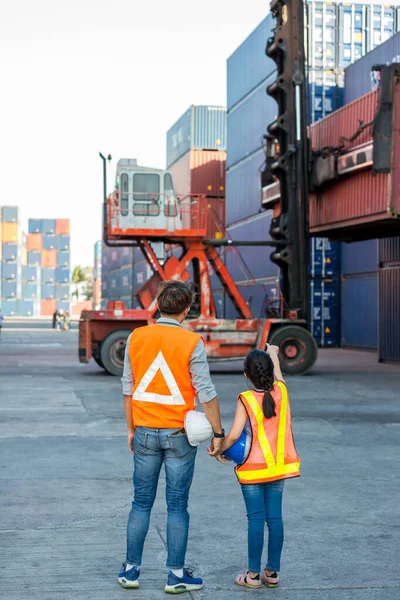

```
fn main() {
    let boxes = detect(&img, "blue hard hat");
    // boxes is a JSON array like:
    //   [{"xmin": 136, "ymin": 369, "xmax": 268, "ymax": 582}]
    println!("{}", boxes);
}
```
[{"xmin": 224, "ymin": 429, "xmax": 252, "ymax": 465}]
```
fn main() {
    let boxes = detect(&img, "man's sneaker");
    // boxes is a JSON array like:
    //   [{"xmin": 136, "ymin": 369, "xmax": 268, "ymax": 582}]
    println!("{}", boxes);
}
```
[
  {"xmin": 261, "ymin": 569, "xmax": 279, "ymax": 588},
  {"xmin": 118, "ymin": 563, "xmax": 140, "ymax": 588},
  {"xmin": 164, "ymin": 568, "xmax": 204, "ymax": 594}
]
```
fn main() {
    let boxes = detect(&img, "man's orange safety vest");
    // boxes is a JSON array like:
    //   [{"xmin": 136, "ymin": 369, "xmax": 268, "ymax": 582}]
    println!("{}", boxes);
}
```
[
  {"xmin": 129, "ymin": 324, "xmax": 202, "ymax": 429},
  {"xmin": 236, "ymin": 382, "xmax": 300, "ymax": 484}
]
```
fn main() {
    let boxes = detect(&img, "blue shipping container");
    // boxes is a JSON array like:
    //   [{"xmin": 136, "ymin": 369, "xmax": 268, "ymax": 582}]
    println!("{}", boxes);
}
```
[
  {"xmin": 22, "ymin": 282, "xmax": 40, "ymax": 299},
  {"xmin": 120, "ymin": 295, "xmax": 132, "ymax": 310},
  {"xmin": 306, "ymin": 1, "xmax": 337, "ymax": 70},
  {"xmin": 57, "ymin": 252, "xmax": 70, "ymax": 268},
  {"xmin": 120, "ymin": 267, "xmax": 133, "ymax": 295},
  {"xmin": 2, "ymin": 243, "xmax": 20, "ymax": 262},
  {"xmin": 27, "ymin": 251, "xmax": 41, "ymax": 266},
  {"xmin": 226, "ymin": 211, "xmax": 279, "ymax": 281},
  {"xmin": 344, "ymin": 32, "xmax": 400, "ymax": 104},
  {"xmin": 310, "ymin": 238, "xmax": 341, "ymax": 278},
  {"xmin": 22, "ymin": 265, "xmax": 40, "ymax": 282},
  {"xmin": 337, "ymin": 2, "xmax": 366, "ymax": 69},
  {"xmin": 166, "ymin": 105, "xmax": 227, "ymax": 168},
  {"xmin": 28, "ymin": 219, "xmax": 43, "ymax": 234},
  {"xmin": 227, "ymin": 14, "xmax": 275, "ymax": 110},
  {"xmin": 41, "ymin": 267, "xmax": 56, "ymax": 283},
  {"xmin": 2, "ymin": 280, "xmax": 20, "ymax": 298},
  {"xmin": 55, "ymin": 284, "xmax": 70, "ymax": 300},
  {"xmin": 1, "ymin": 298, "xmax": 18, "ymax": 316},
  {"xmin": 227, "ymin": 74, "xmax": 277, "ymax": 169},
  {"xmin": 55, "ymin": 268, "xmax": 70, "ymax": 284},
  {"xmin": 42, "ymin": 235, "xmax": 56, "ymax": 250},
  {"xmin": 41, "ymin": 284, "xmax": 56, "ymax": 299},
  {"xmin": 309, "ymin": 278, "xmax": 341, "ymax": 347},
  {"xmin": 18, "ymin": 300, "xmax": 38, "ymax": 316},
  {"xmin": 56, "ymin": 300, "xmax": 70, "ymax": 312},
  {"xmin": 341, "ymin": 239, "xmax": 378, "ymax": 275},
  {"xmin": 226, "ymin": 148, "xmax": 265, "ymax": 225},
  {"xmin": 2, "ymin": 262, "xmax": 21, "ymax": 280},
  {"xmin": 378, "ymin": 266, "xmax": 400, "ymax": 361},
  {"xmin": 56, "ymin": 235, "xmax": 70, "ymax": 251},
  {"xmin": 307, "ymin": 69, "xmax": 344, "ymax": 124},
  {"xmin": 41, "ymin": 219, "xmax": 56, "ymax": 234},
  {"xmin": 342, "ymin": 273, "xmax": 378, "ymax": 348},
  {"xmin": 1, "ymin": 206, "xmax": 19, "ymax": 223}
]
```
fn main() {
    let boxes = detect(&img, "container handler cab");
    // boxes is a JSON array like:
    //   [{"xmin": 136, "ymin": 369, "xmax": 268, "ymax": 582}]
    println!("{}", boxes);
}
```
[{"xmin": 78, "ymin": 0, "xmax": 318, "ymax": 377}]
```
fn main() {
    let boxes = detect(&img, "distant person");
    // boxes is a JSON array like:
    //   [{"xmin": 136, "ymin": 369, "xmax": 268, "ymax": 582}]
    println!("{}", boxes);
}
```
[
  {"xmin": 63, "ymin": 311, "xmax": 71, "ymax": 330},
  {"xmin": 0, "ymin": 309, "xmax": 3, "ymax": 338},
  {"xmin": 56, "ymin": 310, "xmax": 64, "ymax": 331},
  {"xmin": 52, "ymin": 310, "xmax": 58, "ymax": 329},
  {"xmin": 210, "ymin": 345, "xmax": 300, "ymax": 590}
]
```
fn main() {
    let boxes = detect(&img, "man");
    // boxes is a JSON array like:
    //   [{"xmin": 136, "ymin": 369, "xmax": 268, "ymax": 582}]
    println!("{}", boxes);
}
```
[{"xmin": 119, "ymin": 280, "xmax": 224, "ymax": 594}]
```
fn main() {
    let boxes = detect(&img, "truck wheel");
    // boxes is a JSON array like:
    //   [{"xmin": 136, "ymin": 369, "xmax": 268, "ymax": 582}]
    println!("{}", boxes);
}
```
[
  {"xmin": 268, "ymin": 325, "xmax": 318, "ymax": 376},
  {"xmin": 100, "ymin": 329, "xmax": 131, "ymax": 376},
  {"xmin": 93, "ymin": 354, "xmax": 104, "ymax": 369}
]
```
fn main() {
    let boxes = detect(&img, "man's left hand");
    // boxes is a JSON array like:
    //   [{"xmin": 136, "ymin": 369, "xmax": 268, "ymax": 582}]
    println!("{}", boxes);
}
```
[{"xmin": 127, "ymin": 431, "xmax": 135, "ymax": 454}]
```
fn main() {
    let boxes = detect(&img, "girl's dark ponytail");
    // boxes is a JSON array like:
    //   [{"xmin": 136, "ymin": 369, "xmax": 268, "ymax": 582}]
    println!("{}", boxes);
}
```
[{"xmin": 244, "ymin": 350, "xmax": 276, "ymax": 419}]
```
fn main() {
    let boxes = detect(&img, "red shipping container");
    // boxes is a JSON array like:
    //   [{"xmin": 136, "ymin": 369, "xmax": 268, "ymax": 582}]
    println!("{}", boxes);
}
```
[
  {"xmin": 41, "ymin": 249, "xmax": 57, "ymax": 267},
  {"xmin": 27, "ymin": 233, "xmax": 43, "ymax": 251},
  {"xmin": 56, "ymin": 219, "xmax": 70, "ymax": 235},
  {"xmin": 41, "ymin": 299, "xmax": 57, "ymax": 316}
]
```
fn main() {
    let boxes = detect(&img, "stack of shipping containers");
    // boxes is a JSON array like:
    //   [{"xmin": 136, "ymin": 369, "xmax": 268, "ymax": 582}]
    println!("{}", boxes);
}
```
[
  {"xmin": 101, "ymin": 244, "xmax": 135, "ymax": 309},
  {"xmin": 340, "ymin": 30, "xmax": 400, "ymax": 360},
  {"xmin": 27, "ymin": 218, "xmax": 71, "ymax": 316},
  {"xmin": 1, "ymin": 206, "xmax": 24, "ymax": 316},
  {"xmin": 93, "ymin": 241, "xmax": 102, "ymax": 309}
]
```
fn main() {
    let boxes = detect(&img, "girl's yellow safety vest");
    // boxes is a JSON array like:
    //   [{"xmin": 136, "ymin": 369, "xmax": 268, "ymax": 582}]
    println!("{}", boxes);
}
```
[{"xmin": 236, "ymin": 382, "xmax": 300, "ymax": 484}]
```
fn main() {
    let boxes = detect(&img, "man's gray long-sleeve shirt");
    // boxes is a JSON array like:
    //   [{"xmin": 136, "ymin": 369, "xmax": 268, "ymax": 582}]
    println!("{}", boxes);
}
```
[{"xmin": 121, "ymin": 317, "xmax": 217, "ymax": 404}]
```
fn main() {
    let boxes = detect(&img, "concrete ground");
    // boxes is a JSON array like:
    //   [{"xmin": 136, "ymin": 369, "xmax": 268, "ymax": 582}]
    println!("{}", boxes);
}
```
[{"xmin": 0, "ymin": 326, "xmax": 399, "ymax": 600}]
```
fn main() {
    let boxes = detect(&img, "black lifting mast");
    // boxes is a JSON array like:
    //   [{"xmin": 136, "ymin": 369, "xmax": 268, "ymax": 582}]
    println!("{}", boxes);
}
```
[{"xmin": 265, "ymin": 0, "xmax": 309, "ymax": 321}]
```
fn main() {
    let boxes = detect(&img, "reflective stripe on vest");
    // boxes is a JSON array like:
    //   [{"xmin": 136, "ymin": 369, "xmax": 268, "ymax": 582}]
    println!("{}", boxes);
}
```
[{"xmin": 236, "ymin": 383, "xmax": 300, "ymax": 482}]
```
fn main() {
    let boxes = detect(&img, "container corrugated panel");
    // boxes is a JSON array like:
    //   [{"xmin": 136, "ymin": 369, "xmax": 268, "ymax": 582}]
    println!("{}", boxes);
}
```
[
  {"xmin": 227, "ymin": 14, "xmax": 275, "ymax": 110},
  {"xmin": 27, "ymin": 233, "xmax": 43, "ymax": 252},
  {"xmin": 379, "ymin": 236, "xmax": 400, "ymax": 264},
  {"xmin": 166, "ymin": 105, "xmax": 227, "ymax": 167},
  {"xmin": 310, "ymin": 238, "xmax": 341, "ymax": 277},
  {"xmin": 2, "ymin": 243, "xmax": 20, "ymax": 262},
  {"xmin": 22, "ymin": 282, "xmax": 40, "ymax": 299},
  {"xmin": 309, "ymin": 278, "xmax": 341, "ymax": 347},
  {"xmin": 341, "ymin": 273, "xmax": 377, "ymax": 348},
  {"xmin": 42, "ymin": 219, "xmax": 56, "ymax": 234},
  {"xmin": 307, "ymin": 69, "xmax": 344, "ymax": 124},
  {"xmin": 2, "ymin": 262, "xmax": 21, "ymax": 280},
  {"xmin": 120, "ymin": 266, "xmax": 133, "ymax": 296},
  {"xmin": 41, "ymin": 299, "xmax": 57, "ymax": 316},
  {"xmin": 41, "ymin": 284, "xmax": 56, "ymax": 299},
  {"xmin": 309, "ymin": 88, "xmax": 377, "ymax": 150},
  {"xmin": 368, "ymin": 4, "xmax": 398, "ymax": 51},
  {"xmin": 169, "ymin": 150, "xmax": 226, "ymax": 197},
  {"xmin": 2, "ymin": 280, "xmax": 21, "ymax": 298},
  {"xmin": 341, "ymin": 239, "xmax": 378, "ymax": 275},
  {"xmin": 27, "ymin": 251, "xmax": 41, "ymax": 266},
  {"xmin": 1, "ymin": 206, "xmax": 19, "ymax": 223},
  {"xmin": 1, "ymin": 298, "xmax": 18, "ymax": 316},
  {"xmin": 378, "ymin": 266, "xmax": 400, "ymax": 360},
  {"xmin": 119, "ymin": 246, "xmax": 134, "ymax": 268},
  {"xmin": 29, "ymin": 219, "xmax": 43, "ymax": 234},
  {"xmin": 57, "ymin": 252, "xmax": 70, "ymax": 268},
  {"xmin": 55, "ymin": 268, "xmax": 70, "ymax": 284},
  {"xmin": 306, "ymin": 1, "xmax": 337, "ymax": 70},
  {"xmin": 18, "ymin": 300, "xmax": 39, "ymax": 317},
  {"xmin": 42, "ymin": 235, "xmax": 56, "ymax": 250},
  {"xmin": 227, "ymin": 76, "xmax": 276, "ymax": 169},
  {"xmin": 55, "ymin": 284, "xmax": 70, "ymax": 300},
  {"xmin": 337, "ymin": 2, "xmax": 367, "ymax": 69},
  {"xmin": 225, "ymin": 212, "xmax": 279, "ymax": 281},
  {"xmin": 22, "ymin": 265, "xmax": 40, "ymax": 282},
  {"xmin": 56, "ymin": 300, "xmax": 71, "ymax": 312},
  {"xmin": 41, "ymin": 267, "xmax": 56, "ymax": 283},
  {"xmin": 226, "ymin": 148, "xmax": 265, "ymax": 225},
  {"xmin": 56, "ymin": 235, "xmax": 70, "ymax": 251},
  {"xmin": 344, "ymin": 32, "xmax": 400, "ymax": 104},
  {"xmin": 55, "ymin": 219, "xmax": 70, "ymax": 235}
]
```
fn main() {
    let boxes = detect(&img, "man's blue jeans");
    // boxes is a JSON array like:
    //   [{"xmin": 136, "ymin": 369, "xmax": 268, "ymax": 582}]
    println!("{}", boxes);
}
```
[
  {"xmin": 241, "ymin": 480, "xmax": 285, "ymax": 573},
  {"xmin": 126, "ymin": 426, "xmax": 197, "ymax": 569}
]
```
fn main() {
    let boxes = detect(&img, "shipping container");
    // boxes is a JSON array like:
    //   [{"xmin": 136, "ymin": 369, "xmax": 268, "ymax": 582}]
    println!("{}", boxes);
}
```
[
  {"xmin": 225, "ymin": 212, "xmax": 279, "ymax": 281},
  {"xmin": 226, "ymin": 148, "xmax": 265, "ymax": 225},
  {"xmin": 307, "ymin": 69, "xmax": 344, "ymax": 123},
  {"xmin": 1, "ymin": 222, "xmax": 20, "ymax": 244},
  {"xmin": 378, "ymin": 266, "xmax": 400, "ymax": 361},
  {"xmin": 309, "ymin": 278, "xmax": 341, "ymax": 347},
  {"xmin": 344, "ymin": 32, "xmax": 400, "ymax": 104},
  {"xmin": 42, "ymin": 219, "xmax": 56, "ymax": 234},
  {"xmin": 379, "ymin": 236, "xmax": 400, "ymax": 265},
  {"xmin": 337, "ymin": 2, "xmax": 366, "ymax": 69},
  {"xmin": 56, "ymin": 219, "xmax": 70, "ymax": 235},
  {"xmin": 28, "ymin": 219, "xmax": 43, "ymax": 234},
  {"xmin": 41, "ymin": 283, "xmax": 56, "ymax": 299},
  {"xmin": 227, "ymin": 14, "xmax": 275, "ymax": 110},
  {"xmin": 56, "ymin": 234, "xmax": 70, "ymax": 251},
  {"xmin": 166, "ymin": 105, "xmax": 227, "ymax": 167},
  {"xmin": 55, "ymin": 284, "xmax": 70, "ymax": 300},
  {"xmin": 56, "ymin": 300, "xmax": 71, "ymax": 312},
  {"xmin": 341, "ymin": 273, "xmax": 378, "ymax": 348},
  {"xmin": 21, "ymin": 245, "xmax": 27, "ymax": 266},
  {"xmin": 224, "ymin": 279, "xmax": 280, "ymax": 320},
  {"xmin": 42, "ymin": 234, "xmax": 56, "ymax": 250},
  {"xmin": 41, "ymin": 250, "xmax": 57, "ymax": 268},
  {"xmin": 22, "ymin": 281, "xmax": 40, "ymax": 299},
  {"xmin": 18, "ymin": 299, "xmax": 39, "ymax": 317},
  {"xmin": 55, "ymin": 267, "xmax": 70, "ymax": 284},
  {"xmin": 57, "ymin": 252, "xmax": 70, "ymax": 268},
  {"xmin": 2, "ymin": 243, "xmax": 20, "ymax": 262},
  {"xmin": 306, "ymin": 1, "xmax": 337, "ymax": 70},
  {"xmin": 94, "ymin": 240, "xmax": 102, "ymax": 260},
  {"xmin": 368, "ymin": 4, "xmax": 398, "ymax": 51},
  {"xmin": 1, "ymin": 206, "xmax": 19, "ymax": 223},
  {"xmin": 41, "ymin": 267, "xmax": 55, "ymax": 283},
  {"xmin": 341, "ymin": 239, "xmax": 378, "ymax": 275},
  {"xmin": 27, "ymin": 233, "xmax": 43, "ymax": 252},
  {"xmin": 169, "ymin": 150, "xmax": 226, "ymax": 197},
  {"xmin": 1, "ymin": 298, "xmax": 18, "ymax": 316},
  {"xmin": 119, "ymin": 296, "xmax": 132, "ymax": 310},
  {"xmin": 41, "ymin": 299, "xmax": 57, "ymax": 316},
  {"xmin": 2, "ymin": 280, "xmax": 20, "ymax": 298},
  {"xmin": 120, "ymin": 266, "xmax": 133, "ymax": 296},
  {"xmin": 2, "ymin": 262, "xmax": 21, "ymax": 280},
  {"xmin": 22, "ymin": 265, "xmax": 40, "ymax": 282},
  {"xmin": 27, "ymin": 251, "xmax": 41, "ymax": 266},
  {"xmin": 310, "ymin": 238, "xmax": 341, "ymax": 278}
]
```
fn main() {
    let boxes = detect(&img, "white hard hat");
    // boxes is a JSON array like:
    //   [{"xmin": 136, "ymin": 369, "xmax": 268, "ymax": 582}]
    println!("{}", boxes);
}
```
[{"xmin": 184, "ymin": 410, "xmax": 213, "ymax": 447}]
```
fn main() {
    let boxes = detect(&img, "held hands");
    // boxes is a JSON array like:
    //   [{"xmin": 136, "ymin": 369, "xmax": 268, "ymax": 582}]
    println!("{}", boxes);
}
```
[{"xmin": 206, "ymin": 439, "xmax": 231, "ymax": 464}]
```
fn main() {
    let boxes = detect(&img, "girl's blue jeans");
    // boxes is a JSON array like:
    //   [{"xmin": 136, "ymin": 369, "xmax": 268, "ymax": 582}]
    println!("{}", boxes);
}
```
[{"xmin": 240, "ymin": 479, "xmax": 285, "ymax": 573}]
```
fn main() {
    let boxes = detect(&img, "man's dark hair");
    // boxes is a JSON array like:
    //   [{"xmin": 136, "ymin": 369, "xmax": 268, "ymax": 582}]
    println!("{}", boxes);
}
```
[{"xmin": 156, "ymin": 280, "xmax": 194, "ymax": 315}]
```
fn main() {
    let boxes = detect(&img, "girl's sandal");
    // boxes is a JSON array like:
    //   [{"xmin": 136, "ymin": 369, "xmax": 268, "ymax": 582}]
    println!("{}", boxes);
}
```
[
  {"xmin": 261, "ymin": 570, "xmax": 280, "ymax": 588},
  {"xmin": 235, "ymin": 570, "xmax": 262, "ymax": 589}
]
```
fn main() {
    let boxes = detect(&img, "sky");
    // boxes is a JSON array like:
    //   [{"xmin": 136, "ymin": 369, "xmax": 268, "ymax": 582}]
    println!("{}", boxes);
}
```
[{"xmin": 0, "ymin": 0, "xmax": 268, "ymax": 267}]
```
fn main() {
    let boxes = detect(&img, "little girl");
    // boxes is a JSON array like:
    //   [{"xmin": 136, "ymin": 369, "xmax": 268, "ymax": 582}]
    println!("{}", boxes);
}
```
[{"xmin": 212, "ymin": 344, "xmax": 300, "ymax": 589}]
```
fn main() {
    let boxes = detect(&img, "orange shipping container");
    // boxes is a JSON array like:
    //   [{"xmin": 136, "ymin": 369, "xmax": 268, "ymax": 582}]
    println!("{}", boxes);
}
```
[
  {"xmin": 56, "ymin": 219, "xmax": 70, "ymax": 235},
  {"xmin": 41, "ymin": 249, "xmax": 57, "ymax": 267},
  {"xmin": 41, "ymin": 299, "xmax": 57, "ymax": 316},
  {"xmin": 27, "ymin": 233, "xmax": 43, "ymax": 251},
  {"xmin": 2, "ymin": 222, "xmax": 21, "ymax": 243}
]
